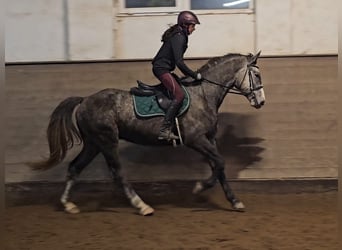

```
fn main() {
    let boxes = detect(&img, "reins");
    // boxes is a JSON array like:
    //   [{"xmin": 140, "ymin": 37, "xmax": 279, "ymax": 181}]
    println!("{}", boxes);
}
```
[
  {"xmin": 201, "ymin": 65, "xmax": 250, "ymax": 96},
  {"xmin": 202, "ymin": 77, "xmax": 244, "ymax": 95}
]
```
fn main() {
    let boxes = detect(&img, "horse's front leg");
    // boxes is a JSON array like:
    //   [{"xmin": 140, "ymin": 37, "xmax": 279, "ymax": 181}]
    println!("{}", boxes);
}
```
[
  {"xmin": 217, "ymin": 169, "xmax": 245, "ymax": 210},
  {"xmin": 192, "ymin": 159, "xmax": 217, "ymax": 194},
  {"xmin": 192, "ymin": 138, "xmax": 218, "ymax": 194},
  {"xmin": 189, "ymin": 136, "xmax": 245, "ymax": 211}
]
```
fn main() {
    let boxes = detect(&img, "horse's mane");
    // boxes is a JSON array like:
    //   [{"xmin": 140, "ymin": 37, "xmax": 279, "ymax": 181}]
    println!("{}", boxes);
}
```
[{"xmin": 199, "ymin": 53, "xmax": 250, "ymax": 73}]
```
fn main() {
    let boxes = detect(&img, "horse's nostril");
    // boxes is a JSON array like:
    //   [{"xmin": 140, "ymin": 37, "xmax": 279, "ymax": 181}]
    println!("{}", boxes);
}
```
[{"xmin": 260, "ymin": 100, "xmax": 265, "ymax": 106}]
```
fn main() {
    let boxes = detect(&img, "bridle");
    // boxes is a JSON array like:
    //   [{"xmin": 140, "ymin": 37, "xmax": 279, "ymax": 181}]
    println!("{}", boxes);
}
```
[{"xmin": 202, "ymin": 64, "xmax": 263, "ymax": 97}]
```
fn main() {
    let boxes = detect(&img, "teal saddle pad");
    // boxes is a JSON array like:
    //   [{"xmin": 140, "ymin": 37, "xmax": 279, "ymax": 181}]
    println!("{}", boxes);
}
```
[{"xmin": 132, "ymin": 86, "xmax": 190, "ymax": 118}]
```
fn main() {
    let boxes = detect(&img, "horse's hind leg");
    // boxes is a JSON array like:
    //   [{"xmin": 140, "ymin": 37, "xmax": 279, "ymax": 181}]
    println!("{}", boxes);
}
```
[
  {"xmin": 101, "ymin": 147, "xmax": 154, "ymax": 216},
  {"xmin": 61, "ymin": 142, "xmax": 99, "ymax": 214}
]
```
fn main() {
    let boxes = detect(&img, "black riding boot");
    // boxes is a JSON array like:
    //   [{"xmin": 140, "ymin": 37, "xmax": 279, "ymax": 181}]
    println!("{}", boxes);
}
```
[{"xmin": 158, "ymin": 101, "xmax": 181, "ymax": 140}]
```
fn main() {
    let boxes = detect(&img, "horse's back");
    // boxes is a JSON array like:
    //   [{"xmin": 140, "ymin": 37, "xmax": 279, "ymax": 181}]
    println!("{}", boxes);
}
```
[
  {"xmin": 76, "ymin": 88, "xmax": 132, "ymax": 124},
  {"xmin": 75, "ymin": 88, "xmax": 162, "ymax": 142}
]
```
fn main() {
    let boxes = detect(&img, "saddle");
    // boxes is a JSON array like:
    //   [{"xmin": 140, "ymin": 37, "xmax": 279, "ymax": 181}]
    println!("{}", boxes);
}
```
[
  {"xmin": 130, "ymin": 81, "xmax": 172, "ymax": 111},
  {"xmin": 130, "ymin": 76, "xmax": 192, "ymax": 118}
]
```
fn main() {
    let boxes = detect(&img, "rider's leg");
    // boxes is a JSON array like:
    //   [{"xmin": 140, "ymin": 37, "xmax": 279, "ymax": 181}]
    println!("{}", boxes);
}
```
[
  {"xmin": 159, "ymin": 100, "xmax": 182, "ymax": 140},
  {"xmin": 156, "ymin": 72, "xmax": 184, "ymax": 140}
]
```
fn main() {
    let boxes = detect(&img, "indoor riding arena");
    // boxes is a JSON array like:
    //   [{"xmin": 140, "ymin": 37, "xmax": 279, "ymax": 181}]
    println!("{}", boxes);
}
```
[{"xmin": 5, "ymin": 1, "xmax": 338, "ymax": 250}]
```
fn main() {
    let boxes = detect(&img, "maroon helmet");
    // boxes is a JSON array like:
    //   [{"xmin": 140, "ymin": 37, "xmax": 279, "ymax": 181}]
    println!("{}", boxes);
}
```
[{"xmin": 177, "ymin": 11, "xmax": 200, "ymax": 27}]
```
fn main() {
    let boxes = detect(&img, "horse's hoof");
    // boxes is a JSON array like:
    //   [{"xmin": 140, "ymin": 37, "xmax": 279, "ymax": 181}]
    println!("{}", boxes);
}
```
[
  {"xmin": 192, "ymin": 182, "xmax": 203, "ymax": 194},
  {"xmin": 140, "ymin": 206, "xmax": 154, "ymax": 216},
  {"xmin": 233, "ymin": 201, "xmax": 245, "ymax": 211},
  {"xmin": 64, "ymin": 202, "xmax": 80, "ymax": 214}
]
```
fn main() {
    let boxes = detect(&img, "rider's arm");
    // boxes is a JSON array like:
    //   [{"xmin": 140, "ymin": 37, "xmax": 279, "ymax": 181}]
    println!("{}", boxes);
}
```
[{"xmin": 171, "ymin": 34, "xmax": 198, "ymax": 79}]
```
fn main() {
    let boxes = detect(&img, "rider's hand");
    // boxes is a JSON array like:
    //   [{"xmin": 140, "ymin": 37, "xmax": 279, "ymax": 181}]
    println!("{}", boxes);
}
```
[{"xmin": 195, "ymin": 72, "xmax": 202, "ymax": 80}]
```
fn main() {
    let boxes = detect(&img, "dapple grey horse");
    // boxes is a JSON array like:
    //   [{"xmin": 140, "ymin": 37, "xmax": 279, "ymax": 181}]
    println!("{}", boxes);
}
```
[{"xmin": 29, "ymin": 52, "xmax": 265, "ymax": 215}]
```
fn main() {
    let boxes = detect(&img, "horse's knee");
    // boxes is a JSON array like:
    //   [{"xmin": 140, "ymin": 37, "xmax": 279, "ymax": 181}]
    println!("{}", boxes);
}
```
[{"xmin": 216, "ymin": 158, "xmax": 225, "ymax": 168}]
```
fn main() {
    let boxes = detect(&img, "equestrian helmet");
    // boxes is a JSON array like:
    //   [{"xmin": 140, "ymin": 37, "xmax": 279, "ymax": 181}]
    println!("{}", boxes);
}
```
[{"xmin": 177, "ymin": 11, "xmax": 200, "ymax": 27}]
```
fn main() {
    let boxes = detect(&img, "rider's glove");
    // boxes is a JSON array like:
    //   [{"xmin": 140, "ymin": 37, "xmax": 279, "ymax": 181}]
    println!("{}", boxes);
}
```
[{"xmin": 195, "ymin": 72, "xmax": 202, "ymax": 80}]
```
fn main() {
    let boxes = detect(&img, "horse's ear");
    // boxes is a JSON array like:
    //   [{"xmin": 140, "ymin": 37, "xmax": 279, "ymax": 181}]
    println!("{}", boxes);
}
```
[{"xmin": 249, "ymin": 50, "xmax": 261, "ymax": 65}]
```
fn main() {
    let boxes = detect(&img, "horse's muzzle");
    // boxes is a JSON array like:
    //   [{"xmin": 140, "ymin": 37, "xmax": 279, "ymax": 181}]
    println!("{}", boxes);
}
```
[
  {"xmin": 253, "ymin": 100, "xmax": 265, "ymax": 109},
  {"xmin": 250, "ymin": 88, "xmax": 265, "ymax": 109}
]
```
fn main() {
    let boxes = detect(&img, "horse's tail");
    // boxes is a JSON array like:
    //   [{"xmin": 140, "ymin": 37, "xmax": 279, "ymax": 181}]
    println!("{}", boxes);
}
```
[{"xmin": 28, "ymin": 96, "xmax": 84, "ymax": 170}]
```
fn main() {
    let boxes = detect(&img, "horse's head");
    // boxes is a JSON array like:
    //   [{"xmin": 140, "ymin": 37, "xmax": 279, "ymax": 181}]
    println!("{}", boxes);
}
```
[{"xmin": 234, "ymin": 51, "xmax": 265, "ymax": 109}]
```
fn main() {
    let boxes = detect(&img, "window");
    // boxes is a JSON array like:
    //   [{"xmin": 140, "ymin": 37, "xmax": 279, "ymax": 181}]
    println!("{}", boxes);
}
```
[
  {"xmin": 191, "ymin": 0, "xmax": 250, "ymax": 10},
  {"xmin": 119, "ymin": 0, "xmax": 181, "ymax": 14},
  {"xmin": 125, "ymin": 0, "xmax": 176, "ymax": 8},
  {"xmin": 119, "ymin": 0, "xmax": 252, "ymax": 14}
]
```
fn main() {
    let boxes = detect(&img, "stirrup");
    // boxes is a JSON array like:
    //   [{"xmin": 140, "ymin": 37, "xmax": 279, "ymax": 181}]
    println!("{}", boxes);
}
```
[{"xmin": 158, "ymin": 131, "xmax": 179, "ymax": 141}]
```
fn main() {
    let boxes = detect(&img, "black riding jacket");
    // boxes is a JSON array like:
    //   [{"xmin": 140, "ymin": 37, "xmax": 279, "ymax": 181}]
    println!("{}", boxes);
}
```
[{"xmin": 152, "ymin": 27, "xmax": 197, "ymax": 79}]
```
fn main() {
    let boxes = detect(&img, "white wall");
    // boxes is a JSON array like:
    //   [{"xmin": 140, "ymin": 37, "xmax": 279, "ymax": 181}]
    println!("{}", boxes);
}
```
[
  {"xmin": 6, "ymin": 0, "xmax": 65, "ymax": 62},
  {"xmin": 6, "ymin": 0, "xmax": 113, "ymax": 62},
  {"xmin": 5, "ymin": 0, "xmax": 338, "ymax": 62},
  {"xmin": 68, "ymin": 0, "xmax": 113, "ymax": 60},
  {"xmin": 256, "ymin": 0, "xmax": 337, "ymax": 55},
  {"xmin": 116, "ymin": 13, "xmax": 255, "ymax": 59},
  {"xmin": 189, "ymin": 14, "xmax": 255, "ymax": 57}
]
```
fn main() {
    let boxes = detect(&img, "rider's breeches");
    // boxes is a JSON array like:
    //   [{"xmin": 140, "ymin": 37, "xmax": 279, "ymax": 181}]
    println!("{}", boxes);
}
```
[{"xmin": 155, "ymin": 72, "xmax": 185, "ymax": 104}]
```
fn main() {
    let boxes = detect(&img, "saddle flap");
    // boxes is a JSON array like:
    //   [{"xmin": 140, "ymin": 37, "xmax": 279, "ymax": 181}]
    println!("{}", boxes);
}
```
[{"xmin": 131, "ymin": 85, "xmax": 191, "ymax": 118}]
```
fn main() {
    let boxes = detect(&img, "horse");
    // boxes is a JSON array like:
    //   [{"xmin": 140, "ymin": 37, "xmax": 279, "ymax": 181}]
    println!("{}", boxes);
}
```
[{"xmin": 28, "ymin": 52, "xmax": 265, "ymax": 216}]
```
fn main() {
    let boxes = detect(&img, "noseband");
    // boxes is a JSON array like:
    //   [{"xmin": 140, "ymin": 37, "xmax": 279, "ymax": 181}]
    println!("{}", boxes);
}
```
[{"xmin": 243, "ymin": 65, "xmax": 264, "ymax": 101}]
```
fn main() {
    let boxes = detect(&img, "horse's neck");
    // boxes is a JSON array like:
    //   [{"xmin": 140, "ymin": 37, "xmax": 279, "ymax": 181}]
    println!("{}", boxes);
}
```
[
  {"xmin": 200, "ymin": 72, "xmax": 234, "ymax": 111},
  {"xmin": 199, "ymin": 82, "xmax": 228, "ymax": 111},
  {"xmin": 199, "ymin": 55, "xmax": 246, "ymax": 110}
]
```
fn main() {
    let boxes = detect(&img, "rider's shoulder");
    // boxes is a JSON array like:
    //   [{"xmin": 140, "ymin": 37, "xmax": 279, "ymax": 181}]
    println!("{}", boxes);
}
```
[{"xmin": 171, "ymin": 30, "xmax": 186, "ymax": 41}]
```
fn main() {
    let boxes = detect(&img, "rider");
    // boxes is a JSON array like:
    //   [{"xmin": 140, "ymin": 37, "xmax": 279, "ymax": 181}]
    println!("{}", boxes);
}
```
[{"xmin": 152, "ymin": 11, "xmax": 202, "ymax": 141}]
